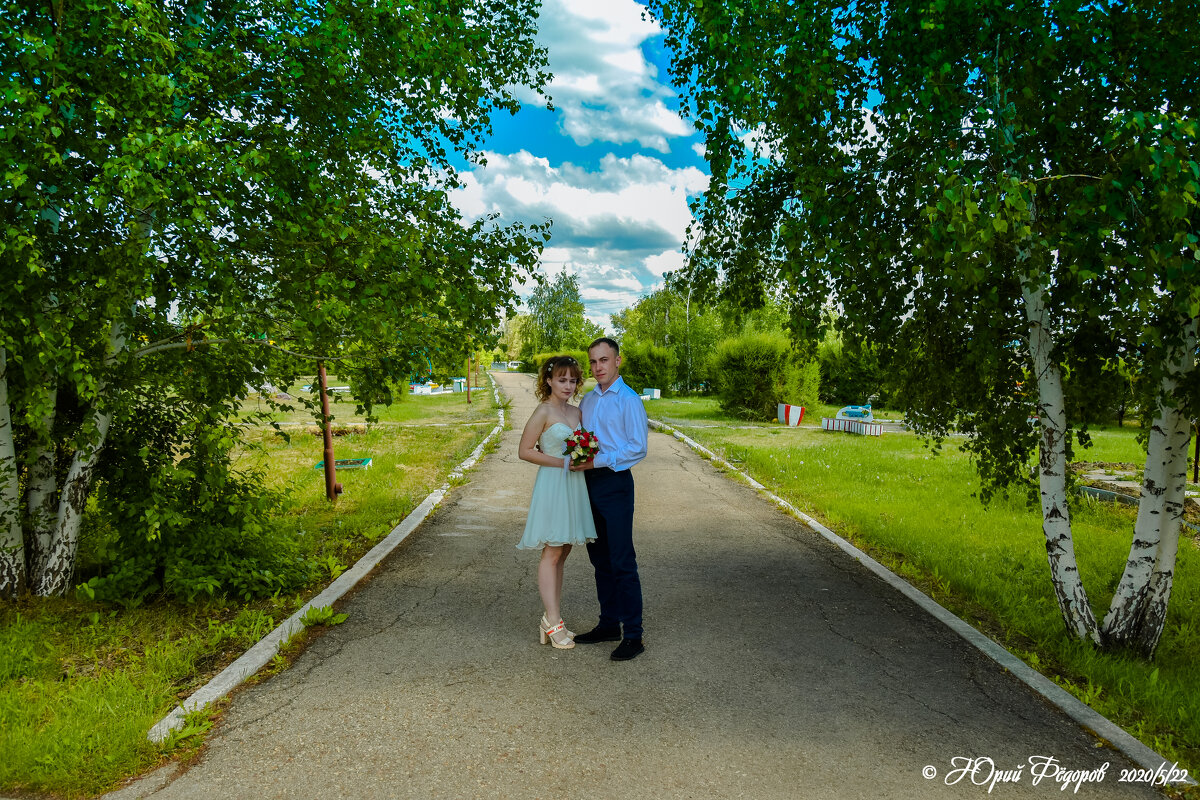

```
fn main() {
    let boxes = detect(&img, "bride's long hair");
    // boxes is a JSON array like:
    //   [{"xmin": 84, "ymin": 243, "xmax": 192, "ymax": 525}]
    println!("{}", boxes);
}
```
[{"xmin": 534, "ymin": 355, "xmax": 583, "ymax": 402}]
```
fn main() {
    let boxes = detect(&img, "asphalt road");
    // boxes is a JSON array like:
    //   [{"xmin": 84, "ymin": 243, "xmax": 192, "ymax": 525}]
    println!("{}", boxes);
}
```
[{"xmin": 109, "ymin": 371, "xmax": 1164, "ymax": 799}]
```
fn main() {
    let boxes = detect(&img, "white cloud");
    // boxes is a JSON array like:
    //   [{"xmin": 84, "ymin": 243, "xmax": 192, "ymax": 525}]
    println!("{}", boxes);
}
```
[
  {"xmin": 451, "ymin": 149, "xmax": 704, "ymax": 321},
  {"xmin": 585, "ymin": 314, "xmax": 612, "ymax": 332},
  {"xmin": 533, "ymin": 0, "xmax": 691, "ymax": 152},
  {"xmin": 452, "ymin": 3, "xmax": 713, "ymax": 325},
  {"xmin": 644, "ymin": 250, "xmax": 685, "ymax": 279},
  {"xmin": 455, "ymin": 150, "xmax": 706, "ymax": 242},
  {"xmin": 738, "ymin": 123, "xmax": 779, "ymax": 163}
]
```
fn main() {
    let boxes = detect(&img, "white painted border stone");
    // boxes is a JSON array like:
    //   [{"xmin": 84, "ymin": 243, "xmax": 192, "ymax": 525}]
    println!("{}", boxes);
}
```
[
  {"xmin": 648, "ymin": 417, "xmax": 1192, "ymax": 784},
  {"xmin": 147, "ymin": 377, "xmax": 507, "ymax": 743}
]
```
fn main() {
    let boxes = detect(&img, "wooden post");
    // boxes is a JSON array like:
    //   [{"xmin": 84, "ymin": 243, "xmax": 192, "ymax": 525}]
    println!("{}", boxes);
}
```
[
  {"xmin": 319, "ymin": 362, "xmax": 338, "ymax": 502},
  {"xmin": 1193, "ymin": 421, "xmax": 1198, "ymax": 485},
  {"xmin": 466, "ymin": 353, "xmax": 472, "ymax": 404}
]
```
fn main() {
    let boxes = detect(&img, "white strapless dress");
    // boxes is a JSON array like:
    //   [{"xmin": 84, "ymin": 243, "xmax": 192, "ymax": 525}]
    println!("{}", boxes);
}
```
[{"xmin": 516, "ymin": 423, "xmax": 598, "ymax": 550}]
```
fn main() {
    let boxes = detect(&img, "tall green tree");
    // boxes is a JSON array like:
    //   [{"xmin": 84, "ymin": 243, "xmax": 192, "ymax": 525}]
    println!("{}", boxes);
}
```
[
  {"xmin": 649, "ymin": 0, "xmax": 1200, "ymax": 656},
  {"xmin": 817, "ymin": 324, "xmax": 884, "ymax": 407},
  {"xmin": 0, "ymin": 0, "xmax": 551, "ymax": 597},
  {"xmin": 612, "ymin": 280, "xmax": 731, "ymax": 393},
  {"xmin": 498, "ymin": 314, "xmax": 533, "ymax": 360},
  {"xmin": 526, "ymin": 272, "xmax": 602, "ymax": 354}
]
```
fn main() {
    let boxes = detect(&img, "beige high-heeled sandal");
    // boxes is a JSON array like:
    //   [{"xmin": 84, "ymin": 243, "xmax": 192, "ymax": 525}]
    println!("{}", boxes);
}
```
[
  {"xmin": 539, "ymin": 617, "xmax": 575, "ymax": 649},
  {"xmin": 541, "ymin": 613, "xmax": 574, "ymax": 639}
]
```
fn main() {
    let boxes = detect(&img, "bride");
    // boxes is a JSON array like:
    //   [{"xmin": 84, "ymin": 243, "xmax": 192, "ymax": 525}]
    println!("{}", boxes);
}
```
[{"xmin": 516, "ymin": 355, "xmax": 597, "ymax": 649}]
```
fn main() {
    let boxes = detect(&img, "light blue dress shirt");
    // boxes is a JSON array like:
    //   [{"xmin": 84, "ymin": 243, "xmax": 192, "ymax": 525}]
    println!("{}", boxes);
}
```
[{"xmin": 579, "ymin": 375, "xmax": 649, "ymax": 472}]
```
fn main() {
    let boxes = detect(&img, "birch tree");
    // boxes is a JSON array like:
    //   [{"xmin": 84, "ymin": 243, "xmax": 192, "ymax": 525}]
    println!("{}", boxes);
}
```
[
  {"xmin": 525, "ymin": 272, "xmax": 600, "ymax": 353},
  {"xmin": 0, "ymin": 349, "xmax": 21, "ymax": 593},
  {"xmin": 0, "ymin": 0, "xmax": 551, "ymax": 597},
  {"xmin": 649, "ymin": 0, "xmax": 1200, "ymax": 656},
  {"xmin": 612, "ymin": 283, "xmax": 732, "ymax": 393}
]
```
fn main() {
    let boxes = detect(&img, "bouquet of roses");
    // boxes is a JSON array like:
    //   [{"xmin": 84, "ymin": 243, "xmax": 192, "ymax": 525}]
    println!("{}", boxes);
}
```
[{"xmin": 563, "ymin": 427, "xmax": 600, "ymax": 466}]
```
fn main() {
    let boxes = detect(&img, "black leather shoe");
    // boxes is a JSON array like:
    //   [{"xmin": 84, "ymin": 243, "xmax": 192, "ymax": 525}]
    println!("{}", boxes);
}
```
[
  {"xmin": 610, "ymin": 638, "xmax": 645, "ymax": 661},
  {"xmin": 573, "ymin": 626, "xmax": 622, "ymax": 644}
]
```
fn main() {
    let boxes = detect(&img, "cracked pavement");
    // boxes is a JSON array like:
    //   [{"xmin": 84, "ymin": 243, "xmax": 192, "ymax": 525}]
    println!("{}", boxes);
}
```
[{"xmin": 110, "ymin": 372, "xmax": 1163, "ymax": 799}]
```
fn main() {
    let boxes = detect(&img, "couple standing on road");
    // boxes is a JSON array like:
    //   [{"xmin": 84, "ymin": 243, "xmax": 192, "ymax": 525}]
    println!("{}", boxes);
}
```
[{"xmin": 516, "ymin": 337, "xmax": 649, "ymax": 662}]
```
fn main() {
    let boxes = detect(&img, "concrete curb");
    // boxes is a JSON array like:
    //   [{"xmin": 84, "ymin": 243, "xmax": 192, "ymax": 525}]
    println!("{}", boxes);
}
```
[
  {"xmin": 146, "ymin": 378, "xmax": 507, "ymax": 743},
  {"xmin": 1078, "ymin": 484, "xmax": 1200, "ymax": 535},
  {"xmin": 648, "ymin": 418, "xmax": 1193, "ymax": 785}
]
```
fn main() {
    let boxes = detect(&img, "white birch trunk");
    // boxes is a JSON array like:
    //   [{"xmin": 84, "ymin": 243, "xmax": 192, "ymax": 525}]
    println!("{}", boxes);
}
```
[
  {"xmin": 1021, "ymin": 279, "xmax": 1100, "ymax": 643},
  {"xmin": 25, "ymin": 381, "xmax": 58, "ymax": 572},
  {"xmin": 0, "ymin": 348, "xmax": 26, "ymax": 596},
  {"xmin": 1140, "ymin": 413, "xmax": 1191, "ymax": 653},
  {"xmin": 1101, "ymin": 317, "xmax": 1197, "ymax": 656},
  {"xmin": 32, "ymin": 209, "xmax": 149, "ymax": 596},
  {"xmin": 31, "ymin": 318, "xmax": 126, "ymax": 597}
]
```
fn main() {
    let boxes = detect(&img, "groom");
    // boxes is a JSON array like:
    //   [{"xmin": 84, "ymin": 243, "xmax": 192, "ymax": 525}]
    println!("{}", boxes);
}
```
[{"xmin": 572, "ymin": 337, "xmax": 649, "ymax": 661}]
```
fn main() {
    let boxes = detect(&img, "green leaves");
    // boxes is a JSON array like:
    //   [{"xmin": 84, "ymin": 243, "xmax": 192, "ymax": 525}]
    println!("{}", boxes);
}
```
[
  {"xmin": 526, "ymin": 272, "xmax": 595, "ymax": 353},
  {"xmin": 651, "ymin": 0, "xmax": 1200, "ymax": 496},
  {"xmin": 300, "ymin": 605, "xmax": 349, "ymax": 627},
  {"xmin": 2, "ymin": 0, "xmax": 552, "ymax": 597}
]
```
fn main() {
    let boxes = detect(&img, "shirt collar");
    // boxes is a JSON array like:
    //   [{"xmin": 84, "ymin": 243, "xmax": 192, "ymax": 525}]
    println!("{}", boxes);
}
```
[{"xmin": 593, "ymin": 375, "xmax": 626, "ymax": 396}]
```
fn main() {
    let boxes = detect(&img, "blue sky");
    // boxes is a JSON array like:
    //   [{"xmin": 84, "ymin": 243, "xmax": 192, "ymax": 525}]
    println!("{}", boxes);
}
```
[{"xmin": 450, "ymin": 0, "xmax": 711, "ymax": 331}]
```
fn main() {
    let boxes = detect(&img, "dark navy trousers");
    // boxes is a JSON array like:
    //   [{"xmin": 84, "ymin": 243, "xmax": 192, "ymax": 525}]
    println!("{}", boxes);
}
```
[{"xmin": 584, "ymin": 467, "xmax": 642, "ymax": 639}]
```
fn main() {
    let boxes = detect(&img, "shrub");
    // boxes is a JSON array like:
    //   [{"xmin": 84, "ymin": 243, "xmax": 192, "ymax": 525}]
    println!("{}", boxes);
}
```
[
  {"xmin": 782, "ymin": 358, "xmax": 821, "ymax": 410},
  {"xmin": 817, "ymin": 334, "xmax": 883, "ymax": 405},
  {"xmin": 710, "ymin": 333, "xmax": 820, "ymax": 420},
  {"xmin": 617, "ymin": 342, "xmax": 676, "ymax": 396},
  {"xmin": 81, "ymin": 390, "xmax": 316, "ymax": 604},
  {"xmin": 530, "ymin": 351, "xmax": 590, "ymax": 380}
]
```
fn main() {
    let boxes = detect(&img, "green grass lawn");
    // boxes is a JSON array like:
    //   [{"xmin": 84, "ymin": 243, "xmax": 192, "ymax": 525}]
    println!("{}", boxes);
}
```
[
  {"xmin": 647, "ymin": 397, "xmax": 1198, "ymax": 791},
  {"xmin": 1079, "ymin": 423, "xmax": 1154, "ymax": 466},
  {"xmin": 652, "ymin": 396, "xmax": 906, "ymax": 425},
  {"xmin": 243, "ymin": 381, "xmax": 500, "ymax": 572},
  {"xmin": 0, "ymin": 381, "xmax": 499, "ymax": 799}
]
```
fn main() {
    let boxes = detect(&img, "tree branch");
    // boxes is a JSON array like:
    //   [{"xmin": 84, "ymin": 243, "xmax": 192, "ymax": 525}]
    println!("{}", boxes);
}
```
[
  {"xmin": 130, "ymin": 337, "xmax": 350, "ymax": 362},
  {"xmin": 1028, "ymin": 174, "xmax": 1103, "ymax": 184}
]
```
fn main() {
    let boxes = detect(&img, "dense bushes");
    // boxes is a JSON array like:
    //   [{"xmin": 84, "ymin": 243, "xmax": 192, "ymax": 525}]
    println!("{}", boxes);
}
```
[
  {"xmin": 782, "ymin": 358, "xmax": 821, "ymax": 411},
  {"xmin": 710, "ymin": 333, "xmax": 819, "ymax": 420},
  {"xmin": 817, "ymin": 334, "xmax": 883, "ymax": 405},
  {"xmin": 529, "ymin": 350, "xmax": 590, "ymax": 379},
  {"xmin": 80, "ymin": 389, "xmax": 315, "ymax": 603},
  {"xmin": 617, "ymin": 342, "xmax": 676, "ymax": 396}
]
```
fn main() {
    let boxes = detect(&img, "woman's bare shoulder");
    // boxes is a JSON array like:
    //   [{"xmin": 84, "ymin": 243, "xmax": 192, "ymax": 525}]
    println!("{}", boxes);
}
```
[{"xmin": 523, "ymin": 403, "xmax": 550, "ymax": 426}]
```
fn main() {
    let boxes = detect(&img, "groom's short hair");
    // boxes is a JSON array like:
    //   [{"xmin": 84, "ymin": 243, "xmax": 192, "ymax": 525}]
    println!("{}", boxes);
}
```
[{"xmin": 589, "ymin": 336, "xmax": 620, "ymax": 355}]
